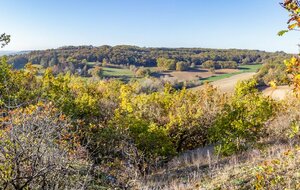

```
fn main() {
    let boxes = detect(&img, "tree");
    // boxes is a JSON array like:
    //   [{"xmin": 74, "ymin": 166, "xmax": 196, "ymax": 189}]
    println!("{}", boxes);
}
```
[
  {"xmin": 135, "ymin": 67, "xmax": 151, "ymax": 77},
  {"xmin": 40, "ymin": 57, "xmax": 48, "ymax": 68},
  {"xmin": 5, "ymin": 44, "xmax": 285, "ymax": 74},
  {"xmin": 82, "ymin": 64, "xmax": 88, "ymax": 76},
  {"xmin": 81, "ymin": 59, "xmax": 88, "ymax": 64},
  {"xmin": 66, "ymin": 57, "xmax": 77, "ymax": 64},
  {"xmin": 279, "ymin": 0, "xmax": 300, "ymax": 95},
  {"xmin": 190, "ymin": 62, "xmax": 196, "ymax": 69},
  {"xmin": 90, "ymin": 65, "xmax": 103, "ymax": 79},
  {"xmin": 0, "ymin": 104, "xmax": 91, "ymax": 189},
  {"xmin": 0, "ymin": 33, "xmax": 10, "ymax": 48},
  {"xmin": 242, "ymin": 57, "xmax": 251, "ymax": 65},
  {"xmin": 202, "ymin": 60, "xmax": 217, "ymax": 69},
  {"xmin": 48, "ymin": 53, "xmax": 59, "ymax": 67},
  {"xmin": 157, "ymin": 58, "xmax": 176, "ymax": 70},
  {"xmin": 176, "ymin": 61, "xmax": 190, "ymax": 71},
  {"xmin": 102, "ymin": 58, "xmax": 109, "ymax": 66},
  {"xmin": 209, "ymin": 79, "xmax": 275, "ymax": 155}
]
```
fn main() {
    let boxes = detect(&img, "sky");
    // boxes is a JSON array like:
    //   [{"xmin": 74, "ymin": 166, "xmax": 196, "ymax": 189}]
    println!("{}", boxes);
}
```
[{"xmin": 1, "ymin": 0, "xmax": 300, "ymax": 53}]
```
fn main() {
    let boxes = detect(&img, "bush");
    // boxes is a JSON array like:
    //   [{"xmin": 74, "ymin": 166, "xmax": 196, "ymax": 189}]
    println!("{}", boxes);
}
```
[
  {"xmin": 89, "ymin": 65, "xmax": 103, "ymax": 78},
  {"xmin": 0, "ymin": 104, "xmax": 91, "ymax": 189},
  {"xmin": 116, "ymin": 84, "xmax": 226, "ymax": 155},
  {"xmin": 157, "ymin": 57, "xmax": 176, "ymax": 70},
  {"xmin": 190, "ymin": 62, "xmax": 196, "ymax": 69},
  {"xmin": 255, "ymin": 61, "xmax": 288, "ymax": 86},
  {"xmin": 202, "ymin": 60, "xmax": 218, "ymax": 69},
  {"xmin": 209, "ymin": 79, "xmax": 276, "ymax": 155},
  {"xmin": 135, "ymin": 67, "xmax": 151, "ymax": 77},
  {"xmin": 176, "ymin": 61, "xmax": 190, "ymax": 71},
  {"xmin": 217, "ymin": 61, "xmax": 238, "ymax": 69}
]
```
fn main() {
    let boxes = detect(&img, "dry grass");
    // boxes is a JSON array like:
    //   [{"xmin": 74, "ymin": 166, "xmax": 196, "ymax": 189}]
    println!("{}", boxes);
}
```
[
  {"xmin": 262, "ymin": 85, "xmax": 293, "ymax": 100},
  {"xmin": 134, "ymin": 144, "xmax": 300, "ymax": 190},
  {"xmin": 130, "ymin": 97, "xmax": 300, "ymax": 190},
  {"xmin": 192, "ymin": 72, "xmax": 256, "ymax": 93}
]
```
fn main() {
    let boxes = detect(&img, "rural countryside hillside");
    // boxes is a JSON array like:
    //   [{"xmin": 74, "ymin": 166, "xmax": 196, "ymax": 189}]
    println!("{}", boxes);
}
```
[{"xmin": 0, "ymin": 0, "xmax": 300, "ymax": 189}]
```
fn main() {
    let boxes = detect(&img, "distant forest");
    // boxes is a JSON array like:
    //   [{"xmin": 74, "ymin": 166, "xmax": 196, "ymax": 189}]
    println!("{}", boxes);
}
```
[{"xmin": 5, "ymin": 45, "xmax": 290, "ymax": 75}]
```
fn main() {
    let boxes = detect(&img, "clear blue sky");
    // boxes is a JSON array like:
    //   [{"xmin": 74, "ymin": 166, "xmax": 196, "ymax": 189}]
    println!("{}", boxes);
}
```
[{"xmin": 1, "ymin": 0, "xmax": 299, "ymax": 53}]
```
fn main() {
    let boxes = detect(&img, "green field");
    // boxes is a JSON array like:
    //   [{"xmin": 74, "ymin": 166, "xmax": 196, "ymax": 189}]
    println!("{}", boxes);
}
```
[
  {"xmin": 238, "ymin": 64, "xmax": 262, "ymax": 72},
  {"xmin": 101, "ymin": 67, "xmax": 135, "ymax": 81},
  {"xmin": 200, "ymin": 64, "xmax": 262, "ymax": 82},
  {"xmin": 97, "ymin": 64, "xmax": 263, "ymax": 83}
]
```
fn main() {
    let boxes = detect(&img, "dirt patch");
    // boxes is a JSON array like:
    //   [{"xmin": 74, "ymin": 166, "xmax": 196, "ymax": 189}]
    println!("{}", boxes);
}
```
[
  {"xmin": 211, "ymin": 72, "xmax": 256, "ymax": 92},
  {"xmin": 262, "ymin": 86, "xmax": 292, "ymax": 100},
  {"xmin": 193, "ymin": 72, "xmax": 256, "ymax": 92}
]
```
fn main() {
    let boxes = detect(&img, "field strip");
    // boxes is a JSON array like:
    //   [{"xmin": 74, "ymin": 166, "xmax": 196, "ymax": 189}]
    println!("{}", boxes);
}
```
[{"xmin": 192, "ymin": 72, "xmax": 256, "ymax": 92}]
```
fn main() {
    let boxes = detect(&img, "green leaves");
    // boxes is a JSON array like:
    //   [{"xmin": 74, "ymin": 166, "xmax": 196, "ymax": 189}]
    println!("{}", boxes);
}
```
[
  {"xmin": 278, "ymin": 30, "xmax": 289, "ymax": 36},
  {"xmin": 209, "ymin": 79, "xmax": 276, "ymax": 156},
  {"xmin": 0, "ymin": 33, "xmax": 10, "ymax": 48}
]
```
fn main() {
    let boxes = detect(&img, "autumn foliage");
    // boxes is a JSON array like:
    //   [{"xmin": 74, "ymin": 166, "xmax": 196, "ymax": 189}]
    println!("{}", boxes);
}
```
[{"xmin": 279, "ymin": 0, "xmax": 300, "ymax": 95}]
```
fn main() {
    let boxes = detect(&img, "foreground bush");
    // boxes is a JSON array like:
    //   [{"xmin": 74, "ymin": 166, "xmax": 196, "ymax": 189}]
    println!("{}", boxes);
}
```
[
  {"xmin": 115, "ymin": 84, "xmax": 227, "ymax": 158},
  {"xmin": 210, "ymin": 79, "xmax": 276, "ymax": 155},
  {"xmin": 0, "ymin": 103, "xmax": 92, "ymax": 189}
]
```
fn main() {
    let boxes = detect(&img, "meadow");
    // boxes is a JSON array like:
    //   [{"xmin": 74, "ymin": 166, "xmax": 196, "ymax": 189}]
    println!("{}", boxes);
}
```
[{"xmin": 94, "ymin": 64, "xmax": 263, "ymax": 87}]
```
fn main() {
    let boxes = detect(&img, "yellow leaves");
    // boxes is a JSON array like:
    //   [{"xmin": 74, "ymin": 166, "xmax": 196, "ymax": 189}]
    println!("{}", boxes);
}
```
[
  {"xmin": 284, "ymin": 56, "xmax": 300, "ymax": 96},
  {"xmin": 148, "ymin": 123, "xmax": 161, "ymax": 133},
  {"xmin": 283, "ymin": 149, "xmax": 293, "ymax": 156},
  {"xmin": 271, "ymin": 159, "xmax": 281, "ymax": 165},
  {"xmin": 288, "ymin": 22, "xmax": 298, "ymax": 30},
  {"xmin": 77, "ymin": 93, "xmax": 95, "ymax": 107},
  {"xmin": 289, "ymin": 56, "xmax": 297, "ymax": 65},
  {"xmin": 24, "ymin": 104, "xmax": 38, "ymax": 114},
  {"xmin": 281, "ymin": 1, "xmax": 300, "ymax": 34},
  {"xmin": 119, "ymin": 85, "xmax": 135, "ymax": 113},
  {"xmin": 282, "ymin": 3, "xmax": 300, "ymax": 110},
  {"xmin": 269, "ymin": 80, "xmax": 277, "ymax": 89},
  {"xmin": 59, "ymin": 114, "xmax": 66, "ymax": 122},
  {"xmin": 24, "ymin": 62, "xmax": 39, "ymax": 75}
]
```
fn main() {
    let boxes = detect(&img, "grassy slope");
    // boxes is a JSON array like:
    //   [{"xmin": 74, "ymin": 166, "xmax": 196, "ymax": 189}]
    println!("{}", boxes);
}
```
[
  {"xmin": 100, "ymin": 67, "xmax": 136, "ymax": 82},
  {"xmin": 139, "ymin": 144, "xmax": 300, "ymax": 190},
  {"xmin": 102, "ymin": 67, "xmax": 134, "ymax": 77},
  {"xmin": 200, "ymin": 64, "xmax": 262, "ymax": 82}
]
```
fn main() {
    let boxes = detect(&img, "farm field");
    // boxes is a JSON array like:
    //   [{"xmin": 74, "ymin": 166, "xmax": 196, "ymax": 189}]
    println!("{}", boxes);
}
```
[
  {"xmin": 157, "ymin": 68, "xmax": 240, "ymax": 82},
  {"xmin": 192, "ymin": 72, "xmax": 257, "ymax": 92},
  {"xmin": 200, "ymin": 64, "xmax": 262, "ymax": 82},
  {"xmin": 102, "ymin": 66, "xmax": 135, "ymax": 81},
  {"xmin": 99, "ymin": 64, "xmax": 262, "ymax": 89},
  {"xmin": 191, "ymin": 65, "xmax": 263, "ymax": 92}
]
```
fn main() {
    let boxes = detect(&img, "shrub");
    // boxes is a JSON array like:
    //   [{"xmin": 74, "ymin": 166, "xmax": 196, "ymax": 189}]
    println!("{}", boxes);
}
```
[
  {"xmin": 176, "ymin": 61, "xmax": 190, "ymax": 71},
  {"xmin": 217, "ymin": 61, "xmax": 238, "ymax": 69},
  {"xmin": 255, "ymin": 61, "xmax": 288, "ymax": 86},
  {"xmin": 209, "ymin": 79, "xmax": 276, "ymax": 155},
  {"xmin": 135, "ymin": 67, "xmax": 151, "ymax": 77},
  {"xmin": 0, "ymin": 104, "xmax": 91, "ymax": 189},
  {"xmin": 157, "ymin": 57, "xmax": 176, "ymax": 70},
  {"xmin": 202, "ymin": 60, "xmax": 217, "ymax": 69}
]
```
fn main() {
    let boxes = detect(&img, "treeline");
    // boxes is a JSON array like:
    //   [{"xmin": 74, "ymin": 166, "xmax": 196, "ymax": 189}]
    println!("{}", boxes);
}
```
[{"xmin": 6, "ymin": 45, "xmax": 289, "ymax": 75}]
